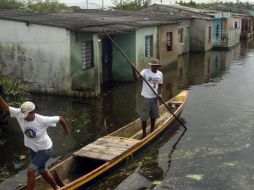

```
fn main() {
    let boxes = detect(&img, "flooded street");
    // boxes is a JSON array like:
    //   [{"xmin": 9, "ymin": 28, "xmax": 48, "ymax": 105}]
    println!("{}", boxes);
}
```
[{"xmin": 1, "ymin": 40, "xmax": 254, "ymax": 189}]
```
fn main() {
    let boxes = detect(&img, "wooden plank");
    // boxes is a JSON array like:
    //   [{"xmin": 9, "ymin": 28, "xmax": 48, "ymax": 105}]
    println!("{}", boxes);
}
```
[
  {"xmin": 74, "ymin": 136, "xmax": 140, "ymax": 161},
  {"xmin": 103, "ymin": 136, "xmax": 140, "ymax": 142},
  {"xmin": 169, "ymin": 100, "xmax": 182, "ymax": 104},
  {"xmin": 92, "ymin": 140, "xmax": 131, "ymax": 150},
  {"xmin": 74, "ymin": 150, "xmax": 115, "ymax": 161},
  {"xmin": 86, "ymin": 143, "xmax": 128, "ymax": 152},
  {"xmin": 98, "ymin": 136, "xmax": 140, "ymax": 146},
  {"xmin": 80, "ymin": 145, "xmax": 124, "ymax": 156}
]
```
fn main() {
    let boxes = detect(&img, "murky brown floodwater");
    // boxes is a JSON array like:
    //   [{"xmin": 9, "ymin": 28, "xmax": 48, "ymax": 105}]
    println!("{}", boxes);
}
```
[{"xmin": 1, "ymin": 40, "xmax": 254, "ymax": 190}]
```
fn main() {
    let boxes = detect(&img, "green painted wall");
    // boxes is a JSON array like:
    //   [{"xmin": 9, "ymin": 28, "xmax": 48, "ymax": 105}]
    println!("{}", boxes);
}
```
[
  {"xmin": 186, "ymin": 26, "xmax": 190, "ymax": 51},
  {"xmin": 112, "ymin": 33, "xmax": 136, "ymax": 82},
  {"xmin": 70, "ymin": 32, "xmax": 96, "ymax": 90},
  {"xmin": 135, "ymin": 26, "xmax": 157, "ymax": 71}
]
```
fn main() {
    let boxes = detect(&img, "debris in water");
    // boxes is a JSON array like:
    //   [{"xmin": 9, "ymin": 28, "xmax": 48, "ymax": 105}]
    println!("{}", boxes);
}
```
[
  {"xmin": 152, "ymin": 181, "xmax": 162, "ymax": 185},
  {"xmin": 19, "ymin": 155, "xmax": 26, "ymax": 160},
  {"xmin": 186, "ymin": 174, "xmax": 204, "ymax": 181},
  {"xmin": 0, "ymin": 140, "xmax": 7, "ymax": 145},
  {"xmin": 223, "ymin": 162, "xmax": 236, "ymax": 167}
]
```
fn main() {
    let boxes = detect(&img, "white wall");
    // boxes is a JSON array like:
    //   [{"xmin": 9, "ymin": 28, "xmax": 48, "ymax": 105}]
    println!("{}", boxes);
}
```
[{"xmin": 0, "ymin": 19, "xmax": 72, "ymax": 95}]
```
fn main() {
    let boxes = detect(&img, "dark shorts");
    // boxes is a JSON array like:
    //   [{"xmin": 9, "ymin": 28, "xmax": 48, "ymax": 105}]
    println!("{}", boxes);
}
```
[
  {"xmin": 140, "ymin": 97, "xmax": 160, "ymax": 121},
  {"xmin": 28, "ymin": 148, "xmax": 53, "ymax": 174}
]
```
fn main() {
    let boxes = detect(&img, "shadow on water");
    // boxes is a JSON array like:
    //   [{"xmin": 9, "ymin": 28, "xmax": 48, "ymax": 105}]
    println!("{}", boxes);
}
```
[{"xmin": 1, "ymin": 40, "xmax": 254, "ymax": 189}]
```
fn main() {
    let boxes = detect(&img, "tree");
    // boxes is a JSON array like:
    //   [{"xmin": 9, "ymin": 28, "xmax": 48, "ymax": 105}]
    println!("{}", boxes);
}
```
[
  {"xmin": 112, "ymin": 0, "xmax": 152, "ymax": 10},
  {"xmin": 0, "ymin": 71, "xmax": 29, "ymax": 107},
  {"xmin": 175, "ymin": 0, "xmax": 254, "ymax": 10},
  {"xmin": 0, "ymin": 71, "xmax": 29, "ymax": 130},
  {"xmin": 26, "ymin": 0, "xmax": 70, "ymax": 12},
  {"xmin": 0, "ymin": 0, "xmax": 70, "ymax": 12},
  {"xmin": 0, "ymin": 0, "xmax": 25, "ymax": 10}
]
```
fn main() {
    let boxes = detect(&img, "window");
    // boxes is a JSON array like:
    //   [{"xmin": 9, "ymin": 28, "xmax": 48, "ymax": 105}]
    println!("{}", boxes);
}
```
[
  {"xmin": 234, "ymin": 21, "xmax": 238, "ymax": 28},
  {"xmin": 81, "ymin": 41, "xmax": 93, "ymax": 69},
  {"xmin": 208, "ymin": 26, "xmax": 212, "ymax": 42},
  {"xmin": 178, "ymin": 28, "xmax": 184, "ymax": 43},
  {"xmin": 166, "ymin": 32, "xmax": 173, "ymax": 51},
  {"xmin": 216, "ymin": 24, "xmax": 220, "ymax": 39},
  {"xmin": 145, "ymin": 35, "xmax": 153, "ymax": 57}
]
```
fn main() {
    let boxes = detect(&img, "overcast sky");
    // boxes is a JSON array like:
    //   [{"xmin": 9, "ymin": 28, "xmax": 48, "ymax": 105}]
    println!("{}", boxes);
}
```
[{"xmin": 59, "ymin": 0, "xmax": 254, "ymax": 9}]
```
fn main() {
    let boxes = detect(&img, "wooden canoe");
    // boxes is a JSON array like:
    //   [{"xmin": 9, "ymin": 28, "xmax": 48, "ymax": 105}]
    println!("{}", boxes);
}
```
[{"xmin": 17, "ymin": 90, "xmax": 188, "ymax": 190}]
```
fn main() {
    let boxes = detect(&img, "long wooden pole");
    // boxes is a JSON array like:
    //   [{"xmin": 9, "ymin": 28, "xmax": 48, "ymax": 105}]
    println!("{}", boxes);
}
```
[{"xmin": 104, "ymin": 32, "xmax": 187, "ymax": 130}]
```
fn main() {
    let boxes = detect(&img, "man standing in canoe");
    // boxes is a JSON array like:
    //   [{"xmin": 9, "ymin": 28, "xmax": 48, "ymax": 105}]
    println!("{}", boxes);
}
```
[
  {"xmin": 0, "ymin": 84, "xmax": 70, "ymax": 190},
  {"xmin": 133, "ymin": 58, "xmax": 163, "ymax": 138}
]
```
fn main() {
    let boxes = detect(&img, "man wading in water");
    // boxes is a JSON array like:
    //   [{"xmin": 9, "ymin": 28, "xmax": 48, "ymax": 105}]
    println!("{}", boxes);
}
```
[
  {"xmin": 0, "ymin": 84, "xmax": 70, "ymax": 190},
  {"xmin": 133, "ymin": 58, "xmax": 163, "ymax": 138}
]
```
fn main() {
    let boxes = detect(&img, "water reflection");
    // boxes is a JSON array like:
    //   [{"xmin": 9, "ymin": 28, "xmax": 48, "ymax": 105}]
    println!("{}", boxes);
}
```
[{"xmin": 0, "ymin": 40, "xmax": 250, "ymax": 189}]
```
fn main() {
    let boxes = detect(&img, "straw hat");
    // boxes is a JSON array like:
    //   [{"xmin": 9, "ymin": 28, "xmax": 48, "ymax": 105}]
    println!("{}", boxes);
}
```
[{"xmin": 148, "ymin": 58, "xmax": 161, "ymax": 66}]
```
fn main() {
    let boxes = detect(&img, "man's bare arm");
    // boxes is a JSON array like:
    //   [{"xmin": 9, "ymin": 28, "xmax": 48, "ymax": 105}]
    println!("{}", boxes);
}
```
[
  {"xmin": 0, "ymin": 96, "xmax": 9, "ymax": 112},
  {"xmin": 59, "ymin": 116, "xmax": 70, "ymax": 137}
]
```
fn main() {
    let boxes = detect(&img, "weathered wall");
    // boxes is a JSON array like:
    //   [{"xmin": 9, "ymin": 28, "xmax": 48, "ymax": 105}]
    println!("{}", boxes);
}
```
[
  {"xmin": 178, "ymin": 20, "xmax": 191, "ymax": 54},
  {"xmin": 0, "ymin": 19, "xmax": 71, "ymax": 95},
  {"xmin": 190, "ymin": 18, "xmax": 213, "ymax": 52},
  {"xmin": 70, "ymin": 32, "xmax": 98, "ymax": 93},
  {"xmin": 70, "ymin": 32, "xmax": 101, "ymax": 96},
  {"xmin": 204, "ymin": 20, "xmax": 214, "ymax": 51},
  {"xmin": 158, "ymin": 24, "xmax": 179, "ymax": 66},
  {"xmin": 241, "ymin": 17, "xmax": 253, "ymax": 39},
  {"xmin": 135, "ymin": 26, "xmax": 157, "ymax": 71},
  {"xmin": 228, "ymin": 17, "xmax": 241, "ymax": 43},
  {"xmin": 213, "ymin": 18, "xmax": 223, "ymax": 46},
  {"xmin": 111, "ymin": 33, "xmax": 136, "ymax": 82}
]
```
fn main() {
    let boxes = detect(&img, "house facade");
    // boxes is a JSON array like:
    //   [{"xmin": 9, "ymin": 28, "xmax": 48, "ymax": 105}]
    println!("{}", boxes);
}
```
[
  {"xmin": 0, "ymin": 18, "xmax": 73, "ymax": 95},
  {"xmin": 0, "ymin": 10, "xmax": 181, "ymax": 97},
  {"xmin": 196, "ymin": 11, "xmax": 241, "ymax": 50},
  {"xmin": 190, "ymin": 18, "xmax": 213, "ymax": 52},
  {"xmin": 149, "ymin": 4, "xmax": 243, "ymax": 51},
  {"xmin": 145, "ymin": 4, "xmax": 214, "ymax": 52},
  {"xmin": 157, "ymin": 21, "xmax": 190, "ymax": 66},
  {"xmin": 240, "ymin": 15, "xmax": 253, "ymax": 39},
  {"xmin": 202, "ymin": 7, "xmax": 254, "ymax": 40}
]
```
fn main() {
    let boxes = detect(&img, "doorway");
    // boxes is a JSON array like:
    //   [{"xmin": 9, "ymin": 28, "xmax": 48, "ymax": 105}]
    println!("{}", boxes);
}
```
[{"xmin": 102, "ymin": 37, "xmax": 113, "ymax": 87}]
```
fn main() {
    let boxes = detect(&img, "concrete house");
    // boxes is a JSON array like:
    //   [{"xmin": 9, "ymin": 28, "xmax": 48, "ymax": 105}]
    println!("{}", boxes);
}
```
[
  {"xmin": 150, "ymin": 4, "xmax": 242, "ymax": 50},
  {"xmin": 0, "ymin": 9, "xmax": 183, "ymax": 97},
  {"xmin": 204, "ymin": 11, "xmax": 241, "ymax": 50},
  {"xmin": 240, "ymin": 14, "xmax": 254, "ymax": 39},
  {"xmin": 142, "ymin": 4, "xmax": 192, "ymax": 58},
  {"xmin": 241, "ymin": 16, "xmax": 253, "ymax": 39},
  {"xmin": 203, "ymin": 7, "xmax": 254, "ymax": 40},
  {"xmin": 141, "ymin": 7, "xmax": 192, "ymax": 65},
  {"xmin": 145, "ymin": 4, "xmax": 214, "ymax": 52}
]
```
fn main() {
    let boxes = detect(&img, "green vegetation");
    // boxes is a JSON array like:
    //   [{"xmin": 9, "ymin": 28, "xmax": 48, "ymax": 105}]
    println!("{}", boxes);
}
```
[
  {"xmin": 0, "ymin": 0, "xmax": 24, "ymax": 9},
  {"xmin": 0, "ymin": 72, "xmax": 29, "ymax": 107},
  {"xmin": 0, "ymin": 72, "xmax": 29, "ymax": 127},
  {"xmin": 176, "ymin": 1, "xmax": 254, "ymax": 10},
  {"xmin": 0, "ymin": 0, "xmax": 71, "ymax": 12},
  {"xmin": 26, "ymin": 0, "xmax": 70, "ymax": 12},
  {"xmin": 112, "ymin": 0, "xmax": 152, "ymax": 10}
]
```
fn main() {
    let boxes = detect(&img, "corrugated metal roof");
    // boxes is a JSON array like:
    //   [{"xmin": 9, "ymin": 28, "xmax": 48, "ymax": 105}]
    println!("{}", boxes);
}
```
[{"xmin": 0, "ymin": 9, "xmax": 182, "ymax": 33}]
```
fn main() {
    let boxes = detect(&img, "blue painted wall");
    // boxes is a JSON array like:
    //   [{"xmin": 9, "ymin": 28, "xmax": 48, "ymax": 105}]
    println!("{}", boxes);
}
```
[{"xmin": 213, "ymin": 18, "xmax": 223, "ymax": 46}]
